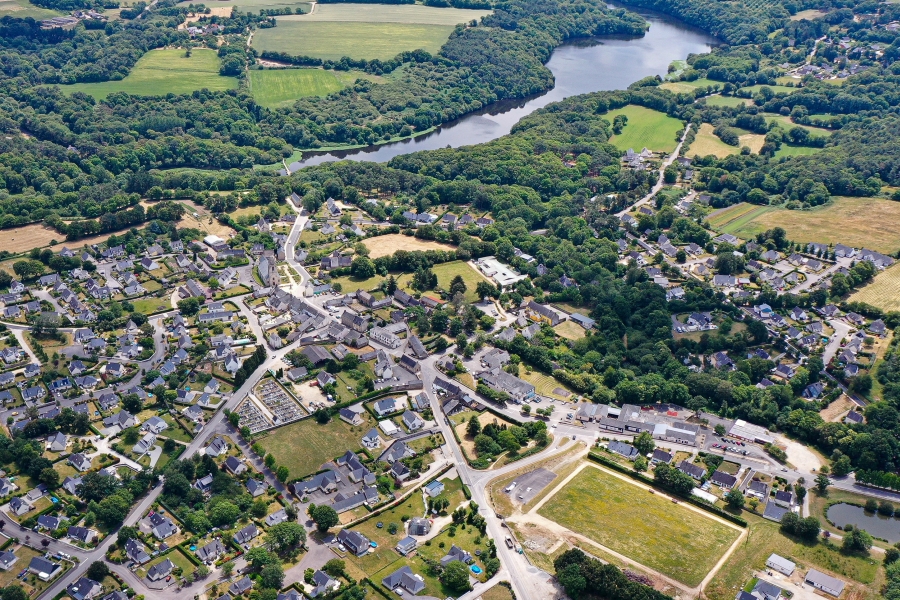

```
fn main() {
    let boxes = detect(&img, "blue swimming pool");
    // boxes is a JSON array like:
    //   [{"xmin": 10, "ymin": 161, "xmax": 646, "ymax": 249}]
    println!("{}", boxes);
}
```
[{"xmin": 470, "ymin": 565, "xmax": 482, "ymax": 574}]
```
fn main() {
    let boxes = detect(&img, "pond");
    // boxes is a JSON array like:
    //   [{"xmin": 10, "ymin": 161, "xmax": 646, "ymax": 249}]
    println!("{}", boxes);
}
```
[
  {"xmin": 827, "ymin": 502, "xmax": 900, "ymax": 543},
  {"xmin": 287, "ymin": 3, "xmax": 719, "ymax": 169}
]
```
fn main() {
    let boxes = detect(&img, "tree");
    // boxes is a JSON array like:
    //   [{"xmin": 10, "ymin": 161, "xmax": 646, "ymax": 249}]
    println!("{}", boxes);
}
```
[
  {"xmin": 633, "ymin": 456, "xmax": 648, "ymax": 472},
  {"xmin": 747, "ymin": 497, "xmax": 760, "ymax": 512},
  {"xmin": 440, "ymin": 560, "xmax": 472, "ymax": 593},
  {"xmin": 39, "ymin": 467, "xmax": 59, "ymax": 489},
  {"xmin": 633, "ymin": 431, "xmax": 655, "ymax": 455},
  {"xmin": 815, "ymin": 473, "xmax": 831, "ymax": 495},
  {"xmin": 714, "ymin": 424, "xmax": 726, "ymax": 436},
  {"xmin": 117, "ymin": 526, "xmax": 139, "ymax": 547},
  {"xmin": 221, "ymin": 562, "xmax": 235, "ymax": 577},
  {"xmin": 310, "ymin": 504, "xmax": 339, "ymax": 532},
  {"xmin": 1, "ymin": 586, "xmax": 28, "ymax": 600},
  {"xmin": 276, "ymin": 466, "xmax": 289, "ymax": 482},
  {"xmin": 556, "ymin": 562, "xmax": 587, "ymax": 599},
  {"xmin": 725, "ymin": 488, "xmax": 745, "ymax": 510},
  {"xmin": 350, "ymin": 256, "xmax": 375, "ymax": 279},
  {"xmin": 210, "ymin": 500, "xmax": 241, "ymax": 527},
  {"xmin": 449, "ymin": 274, "xmax": 467, "ymax": 297},
  {"xmin": 246, "ymin": 547, "xmax": 276, "ymax": 569},
  {"xmin": 475, "ymin": 280, "xmax": 497, "ymax": 300},
  {"xmin": 122, "ymin": 393, "xmax": 142, "ymax": 414},
  {"xmin": 177, "ymin": 296, "xmax": 201, "ymax": 316},
  {"xmin": 194, "ymin": 564, "xmax": 210, "ymax": 581},
  {"xmin": 885, "ymin": 547, "xmax": 900, "ymax": 565},
  {"xmin": 86, "ymin": 561, "xmax": 109, "ymax": 581},
  {"xmin": 324, "ymin": 559, "xmax": 345, "ymax": 577},
  {"xmin": 842, "ymin": 526, "xmax": 873, "ymax": 553},
  {"xmin": 260, "ymin": 562, "xmax": 285, "ymax": 589},
  {"xmin": 251, "ymin": 499, "xmax": 269, "ymax": 518},
  {"xmin": 466, "ymin": 415, "xmax": 481, "ymax": 438},
  {"xmin": 265, "ymin": 522, "xmax": 307, "ymax": 552}
]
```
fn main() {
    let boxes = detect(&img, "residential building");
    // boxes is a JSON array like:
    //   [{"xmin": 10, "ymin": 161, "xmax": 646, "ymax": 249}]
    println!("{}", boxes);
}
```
[{"xmin": 805, "ymin": 569, "xmax": 845, "ymax": 597}]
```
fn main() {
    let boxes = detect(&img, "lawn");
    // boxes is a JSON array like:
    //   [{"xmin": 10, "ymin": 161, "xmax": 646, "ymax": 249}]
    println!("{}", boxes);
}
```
[
  {"xmin": 851, "ymin": 263, "xmax": 900, "ymax": 312},
  {"xmin": 538, "ymin": 466, "xmax": 741, "ymax": 586},
  {"xmin": 249, "ymin": 69, "xmax": 380, "ymax": 108},
  {"xmin": 130, "ymin": 297, "xmax": 171, "ymax": 315},
  {"xmin": 741, "ymin": 84, "xmax": 796, "ymax": 95},
  {"xmin": 553, "ymin": 320, "xmax": 585, "ymax": 341},
  {"xmin": 517, "ymin": 366, "xmax": 574, "ymax": 401},
  {"xmin": 704, "ymin": 513, "xmax": 881, "ymax": 600},
  {"xmin": 139, "ymin": 548, "xmax": 195, "ymax": 579},
  {"xmin": 258, "ymin": 414, "xmax": 371, "ymax": 480},
  {"xmin": 60, "ymin": 49, "xmax": 238, "ymax": 99},
  {"xmin": 775, "ymin": 143, "xmax": 823, "ymax": 158},
  {"xmin": 337, "ymin": 259, "xmax": 486, "ymax": 303},
  {"xmin": 298, "ymin": 3, "xmax": 491, "ymax": 23},
  {"xmin": 791, "ymin": 8, "xmax": 828, "ymax": 19},
  {"xmin": 252, "ymin": 21, "xmax": 455, "ymax": 61},
  {"xmin": 712, "ymin": 197, "xmax": 900, "ymax": 254},
  {"xmin": 607, "ymin": 105, "xmax": 683, "ymax": 153},
  {"xmin": 704, "ymin": 95, "xmax": 751, "ymax": 107},
  {"xmin": 658, "ymin": 77, "xmax": 722, "ymax": 94},
  {"xmin": 689, "ymin": 123, "xmax": 743, "ymax": 158}
]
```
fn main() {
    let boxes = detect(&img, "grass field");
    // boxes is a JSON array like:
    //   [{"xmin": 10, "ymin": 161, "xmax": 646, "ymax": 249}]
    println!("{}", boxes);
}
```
[
  {"xmin": 61, "ymin": 49, "xmax": 238, "ymax": 99},
  {"xmin": 690, "ymin": 123, "xmax": 742, "ymax": 158},
  {"xmin": 294, "ymin": 3, "xmax": 491, "ymax": 23},
  {"xmin": 775, "ymin": 143, "xmax": 822, "ymax": 158},
  {"xmin": 178, "ymin": 0, "xmax": 310, "ymax": 9},
  {"xmin": 851, "ymin": 264, "xmax": 900, "ymax": 312},
  {"xmin": 705, "ymin": 95, "xmax": 751, "ymax": 107},
  {"xmin": 658, "ymin": 77, "xmax": 722, "ymax": 94},
  {"xmin": 607, "ymin": 105, "xmax": 683, "ymax": 153},
  {"xmin": 258, "ymin": 413, "xmax": 371, "ymax": 479},
  {"xmin": 517, "ymin": 367, "xmax": 574, "ymax": 401},
  {"xmin": 709, "ymin": 197, "xmax": 900, "ymax": 253},
  {"xmin": 253, "ymin": 21, "xmax": 454, "ymax": 61},
  {"xmin": 553, "ymin": 320, "xmax": 585, "ymax": 341},
  {"xmin": 791, "ymin": 8, "xmax": 828, "ymax": 20},
  {"xmin": 362, "ymin": 233, "xmax": 456, "ymax": 259},
  {"xmin": 539, "ymin": 466, "xmax": 741, "ymax": 586},
  {"xmin": 332, "ymin": 258, "xmax": 485, "ymax": 302},
  {"xmin": 742, "ymin": 84, "xmax": 796, "ymax": 95},
  {"xmin": 249, "ymin": 69, "xmax": 381, "ymax": 108},
  {"xmin": 764, "ymin": 114, "xmax": 834, "ymax": 136},
  {"xmin": 0, "ymin": 223, "xmax": 64, "ymax": 253},
  {"xmin": 0, "ymin": 0, "xmax": 60, "ymax": 18},
  {"xmin": 705, "ymin": 514, "xmax": 881, "ymax": 600}
]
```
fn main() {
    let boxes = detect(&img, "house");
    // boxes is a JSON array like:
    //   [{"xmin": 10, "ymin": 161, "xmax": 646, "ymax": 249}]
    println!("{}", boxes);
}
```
[
  {"xmin": 870, "ymin": 319, "xmax": 887, "ymax": 336},
  {"xmin": 408, "ymin": 516, "xmax": 431, "ymax": 536},
  {"xmin": 125, "ymin": 538, "xmax": 151, "ymax": 564},
  {"xmin": 0, "ymin": 550, "xmax": 18, "ymax": 571},
  {"xmin": 710, "ymin": 470, "xmax": 737, "ymax": 488},
  {"xmin": 773, "ymin": 364, "xmax": 795, "ymax": 380},
  {"xmin": 266, "ymin": 509, "xmax": 288, "ymax": 527},
  {"xmin": 750, "ymin": 580, "xmax": 784, "ymax": 600},
  {"xmin": 133, "ymin": 432, "xmax": 156, "ymax": 455},
  {"xmin": 424, "ymin": 479, "xmax": 445, "ymax": 497},
  {"xmin": 206, "ymin": 436, "xmax": 228, "ymax": 457},
  {"xmin": 362, "ymin": 428, "xmax": 381, "ymax": 449},
  {"xmin": 774, "ymin": 490, "xmax": 794, "ymax": 507},
  {"xmin": 441, "ymin": 544, "xmax": 472, "ymax": 567},
  {"xmin": 369, "ymin": 326, "xmax": 402, "ymax": 349},
  {"xmin": 148, "ymin": 513, "xmax": 178, "ymax": 540},
  {"xmin": 845, "ymin": 410, "xmax": 864, "ymax": 424},
  {"xmin": 67, "ymin": 577, "xmax": 103, "ymax": 600},
  {"xmin": 477, "ymin": 368, "xmax": 536, "ymax": 403},
  {"xmin": 746, "ymin": 480, "xmax": 769, "ymax": 500},
  {"xmin": 678, "ymin": 460, "xmax": 705, "ymax": 480},
  {"xmin": 337, "ymin": 529, "xmax": 371, "ymax": 556},
  {"xmin": 402, "ymin": 410, "xmax": 425, "ymax": 431},
  {"xmin": 292, "ymin": 470, "xmax": 341, "ymax": 496},
  {"xmin": 196, "ymin": 540, "xmax": 227, "ymax": 563},
  {"xmin": 48, "ymin": 431, "xmax": 67, "ymax": 452},
  {"xmin": 710, "ymin": 352, "xmax": 734, "ymax": 370},
  {"xmin": 766, "ymin": 553, "xmax": 796, "ymax": 576},
  {"xmin": 29, "ymin": 556, "xmax": 61, "ymax": 581},
  {"xmin": 224, "ymin": 456, "xmax": 247, "ymax": 475},
  {"xmin": 381, "ymin": 565, "xmax": 425, "ymax": 595},
  {"xmin": 69, "ymin": 453, "xmax": 92, "ymax": 472},
  {"xmin": 229, "ymin": 577, "xmax": 253, "ymax": 596},
  {"xmin": 650, "ymin": 449, "xmax": 673, "ymax": 464},
  {"xmin": 396, "ymin": 536, "xmax": 417, "ymax": 556},
  {"xmin": 9, "ymin": 496, "xmax": 32, "ymax": 516},
  {"xmin": 183, "ymin": 405, "xmax": 203, "ymax": 423},
  {"xmin": 373, "ymin": 397, "xmax": 401, "ymax": 417},
  {"xmin": 0, "ymin": 477, "xmax": 17, "ymax": 497},
  {"xmin": 147, "ymin": 558, "xmax": 175, "ymax": 582},
  {"xmin": 68, "ymin": 526, "xmax": 97, "ymax": 545},
  {"xmin": 142, "ymin": 416, "xmax": 168, "ymax": 434},
  {"xmin": 234, "ymin": 524, "xmax": 259, "ymax": 545},
  {"xmin": 526, "ymin": 300, "xmax": 563, "ymax": 326},
  {"xmin": 608, "ymin": 440, "xmax": 639, "ymax": 459},
  {"xmin": 339, "ymin": 407, "xmax": 364, "ymax": 426},
  {"xmin": 805, "ymin": 569, "xmax": 845, "ymax": 597},
  {"xmin": 803, "ymin": 381, "xmax": 826, "ymax": 399},
  {"xmin": 763, "ymin": 501, "xmax": 790, "ymax": 522},
  {"xmin": 37, "ymin": 515, "xmax": 67, "ymax": 531}
]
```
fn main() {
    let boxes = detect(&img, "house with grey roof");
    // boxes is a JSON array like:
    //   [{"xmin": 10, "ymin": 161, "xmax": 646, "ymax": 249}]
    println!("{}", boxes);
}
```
[
  {"xmin": 381, "ymin": 565, "xmax": 425, "ymax": 595},
  {"xmin": 147, "ymin": 558, "xmax": 174, "ymax": 581}
]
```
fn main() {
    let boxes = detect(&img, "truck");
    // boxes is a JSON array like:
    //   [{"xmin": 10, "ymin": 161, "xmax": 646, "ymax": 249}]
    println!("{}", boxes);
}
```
[{"xmin": 504, "ymin": 482, "xmax": 517, "ymax": 493}]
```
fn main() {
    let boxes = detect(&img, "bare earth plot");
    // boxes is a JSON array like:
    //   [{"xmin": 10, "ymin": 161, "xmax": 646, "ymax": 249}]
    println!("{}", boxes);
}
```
[
  {"xmin": 536, "ymin": 464, "xmax": 742, "ymax": 587},
  {"xmin": 362, "ymin": 233, "xmax": 456, "ymax": 258}
]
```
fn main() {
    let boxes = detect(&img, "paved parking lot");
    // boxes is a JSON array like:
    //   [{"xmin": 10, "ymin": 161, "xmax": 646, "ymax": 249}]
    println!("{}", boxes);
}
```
[{"xmin": 504, "ymin": 468, "xmax": 557, "ymax": 505}]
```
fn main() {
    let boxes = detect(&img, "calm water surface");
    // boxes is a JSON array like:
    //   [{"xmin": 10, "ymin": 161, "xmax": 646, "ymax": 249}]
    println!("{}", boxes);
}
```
[
  {"xmin": 289, "ymin": 5, "xmax": 719, "ymax": 169},
  {"xmin": 828, "ymin": 502, "xmax": 900, "ymax": 543}
]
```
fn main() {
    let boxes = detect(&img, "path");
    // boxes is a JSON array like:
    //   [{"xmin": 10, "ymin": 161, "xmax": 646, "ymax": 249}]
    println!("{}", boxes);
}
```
[{"xmin": 615, "ymin": 123, "xmax": 691, "ymax": 218}]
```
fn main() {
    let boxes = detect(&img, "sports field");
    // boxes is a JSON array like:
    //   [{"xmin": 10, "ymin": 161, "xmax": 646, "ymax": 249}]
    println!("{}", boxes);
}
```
[
  {"xmin": 707, "ymin": 197, "xmax": 900, "ymax": 253},
  {"xmin": 607, "ymin": 105, "xmax": 682, "ymax": 153},
  {"xmin": 257, "ymin": 412, "xmax": 371, "ymax": 479},
  {"xmin": 850, "ymin": 264, "xmax": 900, "ymax": 311},
  {"xmin": 252, "ymin": 4, "xmax": 490, "ymax": 61},
  {"xmin": 249, "ymin": 69, "xmax": 379, "ymax": 108},
  {"xmin": 539, "ymin": 466, "xmax": 741, "ymax": 586},
  {"xmin": 61, "ymin": 49, "xmax": 238, "ymax": 99}
]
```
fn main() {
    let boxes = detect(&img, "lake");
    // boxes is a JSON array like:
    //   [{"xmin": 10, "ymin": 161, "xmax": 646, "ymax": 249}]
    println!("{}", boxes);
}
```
[
  {"xmin": 287, "ymin": 4, "xmax": 719, "ymax": 170},
  {"xmin": 828, "ymin": 502, "xmax": 900, "ymax": 543}
]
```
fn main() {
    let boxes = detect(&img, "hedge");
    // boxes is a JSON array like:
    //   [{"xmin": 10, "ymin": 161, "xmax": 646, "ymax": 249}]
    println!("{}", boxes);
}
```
[{"xmin": 587, "ymin": 452, "xmax": 747, "ymax": 527}]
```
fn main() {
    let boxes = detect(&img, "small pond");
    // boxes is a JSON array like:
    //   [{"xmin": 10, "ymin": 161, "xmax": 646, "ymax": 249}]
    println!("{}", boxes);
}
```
[{"xmin": 827, "ymin": 502, "xmax": 900, "ymax": 543}]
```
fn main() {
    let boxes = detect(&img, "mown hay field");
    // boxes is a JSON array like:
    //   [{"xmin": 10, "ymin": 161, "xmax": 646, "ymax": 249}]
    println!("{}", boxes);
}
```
[
  {"xmin": 851, "ymin": 264, "xmax": 900, "ymax": 312},
  {"xmin": 249, "ymin": 69, "xmax": 381, "ymax": 108}
]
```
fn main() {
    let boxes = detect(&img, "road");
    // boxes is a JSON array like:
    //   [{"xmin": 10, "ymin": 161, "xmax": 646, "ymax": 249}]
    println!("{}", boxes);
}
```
[{"xmin": 615, "ymin": 123, "xmax": 691, "ymax": 218}]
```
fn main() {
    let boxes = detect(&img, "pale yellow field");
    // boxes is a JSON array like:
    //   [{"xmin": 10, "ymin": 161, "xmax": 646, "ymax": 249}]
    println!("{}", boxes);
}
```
[
  {"xmin": 738, "ymin": 133, "xmax": 766, "ymax": 153},
  {"xmin": 0, "ymin": 223, "xmax": 64, "ymax": 253},
  {"xmin": 554, "ymin": 320, "xmax": 586, "ymax": 341},
  {"xmin": 362, "ymin": 233, "xmax": 456, "ymax": 259},
  {"xmin": 689, "ymin": 123, "xmax": 740, "ymax": 158},
  {"xmin": 791, "ymin": 9, "xmax": 828, "ymax": 20},
  {"xmin": 850, "ymin": 263, "xmax": 900, "ymax": 312}
]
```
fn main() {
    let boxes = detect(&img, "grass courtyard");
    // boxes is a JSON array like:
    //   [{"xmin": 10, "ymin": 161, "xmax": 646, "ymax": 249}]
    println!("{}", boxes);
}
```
[
  {"xmin": 257, "ymin": 412, "xmax": 372, "ymax": 479},
  {"xmin": 607, "ymin": 105, "xmax": 683, "ymax": 153},
  {"xmin": 538, "ymin": 466, "xmax": 741, "ymax": 586},
  {"xmin": 60, "ymin": 49, "xmax": 238, "ymax": 99}
]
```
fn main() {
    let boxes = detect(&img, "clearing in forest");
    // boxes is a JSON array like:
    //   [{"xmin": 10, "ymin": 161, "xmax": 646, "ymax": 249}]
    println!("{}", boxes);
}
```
[
  {"xmin": 249, "ymin": 69, "xmax": 381, "ymax": 108},
  {"xmin": 252, "ymin": 4, "xmax": 491, "ymax": 61},
  {"xmin": 60, "ymin": 49, "xmax": 238, "ymax": 99},
  {"xmin": 607, "ymin": 105, "xmax": 683, "ymax": 153}
]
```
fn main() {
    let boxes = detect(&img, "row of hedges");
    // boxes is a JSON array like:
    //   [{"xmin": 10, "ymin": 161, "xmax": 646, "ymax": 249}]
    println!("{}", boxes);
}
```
[{"xmin": 587, "ymin": 452, "xmax": 748, "ymax": 527}]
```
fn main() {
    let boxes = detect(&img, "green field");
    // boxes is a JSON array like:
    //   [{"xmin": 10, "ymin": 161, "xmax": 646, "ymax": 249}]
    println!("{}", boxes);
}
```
[
  {"xmin": 60, "ymin": 49, "xmax": 238, "ymax": 99},
  {"xmin": 742, "ymin": 84, "xmax": 796, "ymax": 94},
  {"xmin": 607, "ymin": 105, "xmax": 683, "ymax": 153},
  {"xmin": 258, "ymin": 413, "xmax": 372, "ymax": 480},
  {"xmin": 774, "ymin": 143, "xmax": 822, "ymax": 158},
  {"xmin": 764, "ymin": 114, "xmax": 834, "ymax": 136},
  {"xmin": 705, "ymin": 95, "xmax": 751, "ymax": 107},
  {"xmin": 708, "ymin": 197, "xmax": 900, "ymax": 253},
  {"xmin": 331, "ymin": 259, "xmax": 486, "ymax": 302},
  {"xmin": 689, "ymin": 122, "xmax": 742, "ymax": 158},
  {"xmin": 253, "ymin": 21, "xmax": 454, "ymax": 61},
  {"xmin": 249, "ymin": 69, "xmax": 379, "ymax": 108},
  {"xmin": 539, "ymin": 466, "xmax": 741, "ymax": 586},
  {"xmin": 0, "ymin": 0, "xmax": 60, "ymax": 19},
  {"xmin": 293, "ymin": 3, "xmax": 491, "ymax": 23},
  {"xmin": 658, "ymin": 77, "xmax": 721, "ymax": 94}
]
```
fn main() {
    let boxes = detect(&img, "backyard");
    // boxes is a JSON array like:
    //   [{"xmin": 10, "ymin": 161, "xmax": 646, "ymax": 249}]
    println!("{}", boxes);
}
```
[
  {"xmin": 257, "ymin": 413, "xmax": 371, "ymax": 479},
  {"xmin": 538, "ymin": 465, "xmax": 742, "ymax": 586}
]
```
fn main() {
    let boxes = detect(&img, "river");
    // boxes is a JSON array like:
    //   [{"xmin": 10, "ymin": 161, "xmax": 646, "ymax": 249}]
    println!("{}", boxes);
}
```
[{"xmin": 286, "ymin": 4, "xmax": 719, "ymax": 170}]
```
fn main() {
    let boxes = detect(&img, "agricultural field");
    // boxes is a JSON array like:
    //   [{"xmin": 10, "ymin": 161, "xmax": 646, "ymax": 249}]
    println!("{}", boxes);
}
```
[
  {"xmin": 741, "ymin": 84, "xmax": 797, "ymax": 95},
  {"xmin": 708, "ymin": 197, "xmax": 900, "ymax": 253},
  {"xmin": 774, "ymin": 144, "xmax": 822, "ymax": 158},
  {"xmin": 851, "ymin": 263, "xmax": 900, "ymax": 312},
  {"xmin": 248, "ymin": 68, "xmax": 382, "ymax": 108},
  {"xmin": 257, "ymin": 412, "xmax": 372, "ymax": 479},
  {"xmin": 60, "ymin": 49, "xmax": 238, "ymax": 99},
  {"xmin": 658, "ymin": 77, "xmax": 722, "ymax": 94},
  {"xmin": 0, "ymin": 223, "xmax": 65, "ymax": 253},
  {"xmin": 362, "ymin": 233, "xmax": 457, "ymax": 259},
  {"xmin": 0, "ymin": 0, "xmax": 60, "ymax": 18},
  {"xmin": 178, "ymin": 0, "xmax": 310, "ymax": 9},
  {"xmin": 689, "ymin": 123, "xmax": 743, "ymax": 158},
  {"xmin": 607, "ymin": 105, "xmax": 683, "ymax": 153},
  {"xmin": 252, "ymin": 4, "xmax": 490, "ymax": 61},
  {"xmin": 538, "ymin": 465, "xmax": 741, "ymax": 586},
  {"xmin": 705, "ymin": 514, "xmax": 880, "ymax": 600}
]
